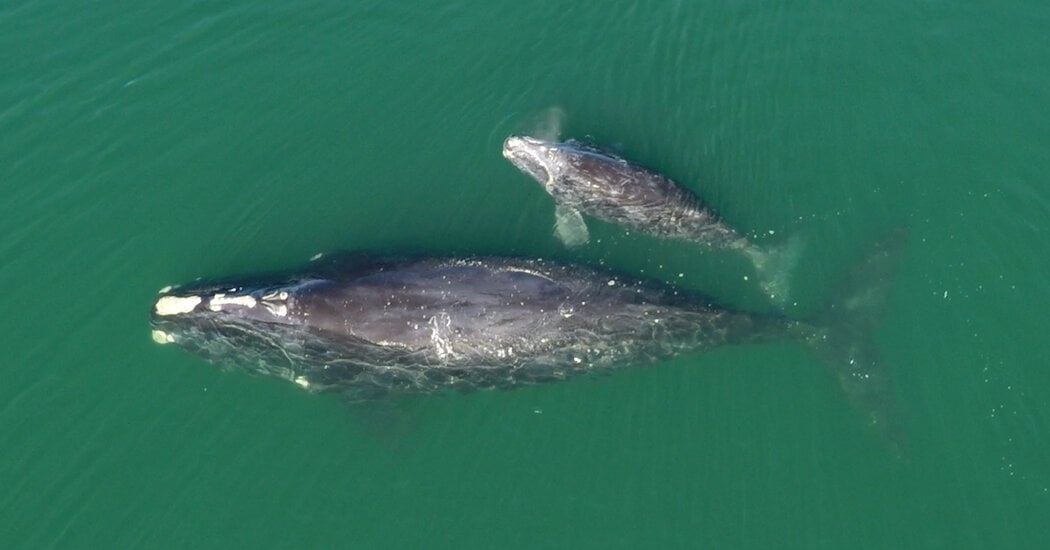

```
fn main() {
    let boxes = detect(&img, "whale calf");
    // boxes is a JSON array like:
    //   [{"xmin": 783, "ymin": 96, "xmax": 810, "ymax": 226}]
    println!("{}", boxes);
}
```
[
  {"xmin": 151, "ymin": 238, "xmax": 905, "ymax": 446},
  {"xmin": 502, "ymin": 136, "xmax": 800, "ymax": 304}
]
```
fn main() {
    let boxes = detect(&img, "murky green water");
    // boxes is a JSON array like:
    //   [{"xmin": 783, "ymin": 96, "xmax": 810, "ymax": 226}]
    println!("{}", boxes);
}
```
[{"xmin": 2, "ymin": 1, "xmax": 1048, "ymax": 547}]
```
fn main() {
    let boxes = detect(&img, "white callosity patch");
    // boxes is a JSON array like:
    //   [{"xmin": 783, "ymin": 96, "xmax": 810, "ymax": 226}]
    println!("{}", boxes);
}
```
[
  {"xmin": 262, "ymin": 302, "xmax": 288, "ymax": 317},
  {"xmin": 154, "ymin": 295, "xmax": 202, "ymax": 316},
  {"xmin": 208, "ymin": 293, "xmax": 257, "ymax": 311},
  {"xmin": 151, "ymin": 329, "xmax": 175, "ymax": 344},
  {"xmin": 260, "ymin": 290, "xmax": 289, "ymax": 317},
  {"xmin": 294, "ymin": 376, "xmax": 310, "ymax": 389}
]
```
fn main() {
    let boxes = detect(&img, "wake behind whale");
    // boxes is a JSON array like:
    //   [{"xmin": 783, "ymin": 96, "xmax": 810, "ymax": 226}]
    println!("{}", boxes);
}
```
[{"xmin": 150, "ymin": 235, "xmax": 907, "ymax": 448}]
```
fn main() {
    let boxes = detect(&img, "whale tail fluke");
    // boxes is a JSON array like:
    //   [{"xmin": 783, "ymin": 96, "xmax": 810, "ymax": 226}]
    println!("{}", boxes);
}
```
[
  {"xmin": 743, "ymin": 233, "xmax": 806, "ymax": 308},
  {"xmin": 798, "ymin": 229, "xmax": 909, "ymax": 452}
]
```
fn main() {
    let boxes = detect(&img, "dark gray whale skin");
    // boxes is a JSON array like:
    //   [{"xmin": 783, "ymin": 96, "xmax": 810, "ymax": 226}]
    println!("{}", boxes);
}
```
[
  {"xmin": 501, "ymin": 136, "xmax": 801, "ymax": 305},
  {"xmin": 502, "ymin": 136, "xmax": 747, "ymax": 249},
  {"xmin": 150, "ymin": 238, "xmax": 905, "ymax": 448},
  {"xmin": 151, "ymin": 254, "xmax": 787, "ymax": 400}
]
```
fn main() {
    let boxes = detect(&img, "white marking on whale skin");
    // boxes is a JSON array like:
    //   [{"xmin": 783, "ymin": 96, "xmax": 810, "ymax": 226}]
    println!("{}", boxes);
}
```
[
  {"xmin": 260, "ymin": 291, "xmax": 290, "ymax": 317},
  {"xmin": 262, "ymin": 302, "xmax": 288, "ymax": 317},
  {"xmin": 501, "ymin": 267, "xmax": 556, "ymax": 282},
  {"xmin": 208, "ymin": 293, "xmax": 257, "ymax": 311},
  {"xmin": 545, "ymin": 170, "xmax": 557, "ymax": 194},
  {"xmin": 294, "ymin": 376, "xmax": 310, "ymax": 389},
  {"xmin": 429, "ymin": 313, "xmax": 454, "ymax": 361},
  {"xmin": 151, "ymin": 329, "xmax": 175, "ymax": 344},
  {"xmin": 154, "ymin": 295, "xmax": 202, "ymax": 316},
  {"xmin": 158, "ymin": 285, "xmax": 173, "ymax": 294}
]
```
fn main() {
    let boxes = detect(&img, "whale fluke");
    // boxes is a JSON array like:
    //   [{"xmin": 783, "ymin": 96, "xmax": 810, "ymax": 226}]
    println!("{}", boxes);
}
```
[{"xmin": 799, "ymin": 229, "xmax": 909, "ymax": 452}]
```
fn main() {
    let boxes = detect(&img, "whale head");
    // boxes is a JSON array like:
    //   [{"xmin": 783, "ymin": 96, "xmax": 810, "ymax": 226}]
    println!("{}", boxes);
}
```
[
  {"xmin": 149, "ymin": 278, "xmax": 327, "ymax": 389},
  {"xmin": 502, "ymin": 135, "xmax": 561, "ymax": 188}
]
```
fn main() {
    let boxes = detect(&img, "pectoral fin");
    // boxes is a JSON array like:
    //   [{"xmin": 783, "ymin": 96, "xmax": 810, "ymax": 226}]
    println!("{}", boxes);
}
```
[{"xmin": 553, "ymin": 204, "xmax": 589, "ymax": 247}]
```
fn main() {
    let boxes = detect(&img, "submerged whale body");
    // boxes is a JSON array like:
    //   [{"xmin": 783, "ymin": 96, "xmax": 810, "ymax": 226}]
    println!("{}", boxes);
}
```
[
  {"xmin": 151, "ymin": 239, "xmax": 906, "ymax": 446},
  {"xmin": 502, "ymin": 136, "xmax": 800, "ymax": 303}
]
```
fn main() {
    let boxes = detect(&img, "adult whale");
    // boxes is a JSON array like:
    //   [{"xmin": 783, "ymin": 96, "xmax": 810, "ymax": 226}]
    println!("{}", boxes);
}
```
[
  {"xmin": 502, "ymin": 136, "xmax": 800, "ymax": 304},
  {"xmin": 150, "ymin": 236, "xmax": 906, "ymax": 447}
]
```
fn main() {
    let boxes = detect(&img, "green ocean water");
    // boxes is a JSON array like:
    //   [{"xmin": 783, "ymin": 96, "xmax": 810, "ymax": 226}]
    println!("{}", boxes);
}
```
[{"xmin": 3, "ymin": 0, "xmax": 1049, "ymax": 547}]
